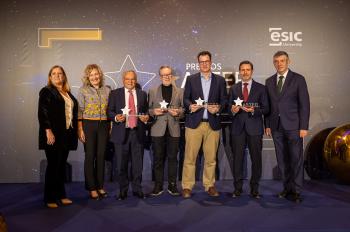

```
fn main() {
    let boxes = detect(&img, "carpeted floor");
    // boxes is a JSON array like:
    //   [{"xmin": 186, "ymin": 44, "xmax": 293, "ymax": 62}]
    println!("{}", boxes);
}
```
[{"xmin": 1, "ymin": 180, "xmax": 350, "ymax": 232}]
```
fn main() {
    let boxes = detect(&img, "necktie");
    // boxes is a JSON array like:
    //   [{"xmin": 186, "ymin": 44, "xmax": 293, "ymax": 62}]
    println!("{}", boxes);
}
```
[
  {"xmin": 243, "ymin": 83, "xmax": 249, "ymax": 102},
  {"xmin": 128, "ymin": 90, "xmax": 137, "ymax": 128},
  {"xmin": 277, "ymin": 76, "xmax": 284, "ymax": 93}
]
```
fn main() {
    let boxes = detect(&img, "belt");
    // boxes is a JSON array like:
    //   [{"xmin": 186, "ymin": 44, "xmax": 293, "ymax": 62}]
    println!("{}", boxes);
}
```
[{"xmin": 201, "ymin": 119, "xmax": 209, "ymax": 122}]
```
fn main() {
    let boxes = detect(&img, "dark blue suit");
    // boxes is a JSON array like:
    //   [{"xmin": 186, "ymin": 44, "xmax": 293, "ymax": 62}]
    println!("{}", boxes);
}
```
[
  {"xmin": 107, "ymin": 87, "xmax": 148, "ymax": 193},
  {"xmin": 228, "ymin": 80, "xmax": 269, "ymax": 192},
  {"xmin": 184, "ymin": 73, "xmax": 227, "ymax": 130},
  {"xmin": 265, "ymin": 69, "xmax": 310, "ymax": 194}
]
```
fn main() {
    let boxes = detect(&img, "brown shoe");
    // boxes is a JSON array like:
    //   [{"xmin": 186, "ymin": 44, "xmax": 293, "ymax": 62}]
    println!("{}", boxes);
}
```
[
  {"xmin": 182, "ymin": 189, "xmax": 192, "ymax": 198},
  {"xmin": 207, "ymin": 186, "xmax": 219, "ymax": 197},
  {"xmin": 46, "ymin": 203, "xmax": 59, "ymax": 208}
]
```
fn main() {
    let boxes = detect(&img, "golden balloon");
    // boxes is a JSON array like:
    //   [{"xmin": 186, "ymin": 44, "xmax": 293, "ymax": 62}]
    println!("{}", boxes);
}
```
[{"xmin": 323, "ymin": 124, "xmax": 350, "ymax": 184}]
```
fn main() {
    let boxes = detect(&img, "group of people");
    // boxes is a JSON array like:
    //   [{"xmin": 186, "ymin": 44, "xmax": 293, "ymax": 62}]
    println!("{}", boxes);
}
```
[{"xmin": 37, "ymin": 50, "xmax": 310, "ymax": 208}]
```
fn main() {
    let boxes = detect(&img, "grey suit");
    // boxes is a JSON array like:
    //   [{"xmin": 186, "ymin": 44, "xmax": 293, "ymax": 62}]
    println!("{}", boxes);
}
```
[
  {"xmin": 148, "ymin": 85, "xmax": 184, "ymax": 137},
  {"xmin": 148, "ymin": 84, "xmax": 184, "ymax": 190}
]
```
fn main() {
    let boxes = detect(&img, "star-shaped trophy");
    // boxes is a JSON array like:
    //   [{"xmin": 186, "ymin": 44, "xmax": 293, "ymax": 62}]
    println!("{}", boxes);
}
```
[
  {"xmin": 159, "ymin": 100, "xmax": 169, "ymax": 110},
  {"xmin": 121, "ymin": 106, "xmax": 130, "ymax": 115},
  {"xmin": 195, "ymin": 97, "xmax": 205, "ymax": 106},
  {"xmin": 234, "ymin": 97, "xmax": 243, "ymax": 106}
]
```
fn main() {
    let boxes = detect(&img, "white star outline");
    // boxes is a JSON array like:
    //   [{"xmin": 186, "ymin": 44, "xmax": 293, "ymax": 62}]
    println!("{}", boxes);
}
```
[
  {"xmin": 159, "ymin": 100, "xmax": 169, "ymax": 109},
  {"xmin": 195, "ymin": 97, "xmax": 205, "ymax": 106},
  {"xmin": 234, "ymin": 97, "xmax": 243, "ymax": 106},
  {"xmin": 121, "ymin": 106, "xmax": 130, "ymax": 115},
  {"xmin": 104, "ymin": 54, "xmax": 156, "ymax": 90}
]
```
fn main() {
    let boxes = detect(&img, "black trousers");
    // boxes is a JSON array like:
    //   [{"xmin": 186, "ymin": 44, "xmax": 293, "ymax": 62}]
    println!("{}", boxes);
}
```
[
  {"xmin": 44, "ymin": 146, "xmax": 69, "ymax": 203},
  {"xmin": 114, "ymin": 130, "xmax": 143, "ymax": 193},
  {"xmin": 231, "ymin": 131, "xmax": 262, "ymax": 192},
  {"xmin": 83, "ymin": 120, "xmax": 110, "ymax": 191},
  {"xmin": 272, "ymin": 124, "xmax": 304, "ymax": 193},
  {"xmin": 152, "ymin": 129, "xmax": 180, "ymax": 187}
]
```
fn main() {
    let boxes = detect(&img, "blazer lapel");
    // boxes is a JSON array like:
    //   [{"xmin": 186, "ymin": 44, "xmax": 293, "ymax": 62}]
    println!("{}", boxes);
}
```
[
  {"xmin": 248, "ymin": 80, "xmax": 256, "ymax": 102},
  {"xmin": 195, "ymin": 74, "xmax": 205, "ymax": 99},
  {"xmin": 280, "ymin": 70, "xmax": 292, "ymax": 97},
  {"xmin": 170, "ymin": 85, "xmax": 178, "ymax": 105},
  {"xmin": 237, "ymin": 82, "xmax": 243, "ymax": 99},
  {"xmin": 208, "ymin": 73, "xmax": 217, "ymax": 101},
  {"xmin": 136, "ymin": 89, "xmax": 142, "ymax": 113},
  {"xmin": 156, "ymin": 85, "xmax": 163, "ymax": 107}
]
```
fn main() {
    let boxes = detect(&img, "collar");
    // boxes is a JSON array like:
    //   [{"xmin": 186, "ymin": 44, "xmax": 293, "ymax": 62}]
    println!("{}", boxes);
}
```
[
  {"xmin": 277, "ymin": 69, "xmax": 289, "ymax": 79},
  {"xmin": 200, "ymin": 72, "xmax": 212, "ymax": 80}
]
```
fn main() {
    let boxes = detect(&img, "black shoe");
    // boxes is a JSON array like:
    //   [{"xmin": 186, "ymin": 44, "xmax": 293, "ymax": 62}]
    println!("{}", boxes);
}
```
[
  {"xmin": 291, "ymin": 193, "xmax": 302, "ymax": 203},
  {"xmin": 250, "ymin": 191, "xmax": 261, "ymax": 199},
  {"xmin": 117, "ymin": 191, "xmax": 127, "ymax": 200},
  {"xmin": 232, "ymin": 189, "xmax": 242, "ymax": 198},
  {"xmin": 133, "ymin": 191, "xmax": 145, "ymax": 199},
  {"xmin": 167, "ymin": 184, "xmax": 180, "ymax": 196},
  {"xmin": 150, "ymin": 187, "xmax": 164, "ymax": 196},
  {"xmin": 277, "ymin": 189, "xmax": 290, "ymax": 199}
]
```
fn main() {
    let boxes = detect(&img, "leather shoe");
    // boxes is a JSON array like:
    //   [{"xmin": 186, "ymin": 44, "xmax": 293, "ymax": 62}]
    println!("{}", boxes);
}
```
[
  {"xmin": 60, "ymin": 198, "xmax": 73, "ymax": 205},
  {"xmin": 207, "ymin": 186, "xmax": 219, "ymax": 197},
  {"xmin": 97, "ymin": 189, "xmax": 108, "ymax": 198},
  {"xmin": 182, "ymin": 188, "xmax": 191, "ymax": 198},
  {"xmin": 232, "ymin": 189, "xmax": 242, "ymax": 198},
  {"xmin": 117, "ymin": 191, "xmax": 128, "ymax": 200},
  {"xmin": 133, "ymin": 191, "xmax": 145, "ymax": 199},
  {"xmin": 277, "ymin": 189, "xmax": 290, "ymax": 199},
  {"xmin": 250, "ymin": 191, "xmax": 261, "ymax": 199},
  {"xmin": 46, "ymin": 203, "xmax": 58, "ymax": 208},
  {"xmin": 291, "ymin": 192, "xmax": 302, "ymax": 203}
]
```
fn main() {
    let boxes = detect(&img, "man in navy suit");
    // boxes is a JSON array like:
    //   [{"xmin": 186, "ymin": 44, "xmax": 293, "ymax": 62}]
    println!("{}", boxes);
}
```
[
  {"xmin": 107, "ymin": 70, "xmax": 149, "ymax": 200},
  {"xmin": 181, "ymin": 51, "xmax": 227, "ymax": 198},
  {"xmin": 229, "ymin": 61, "xmax": 269, "ymax": 199},
  {"xmin": 265, "ymin": 51, "xmax": 310, "ymax": 203}
]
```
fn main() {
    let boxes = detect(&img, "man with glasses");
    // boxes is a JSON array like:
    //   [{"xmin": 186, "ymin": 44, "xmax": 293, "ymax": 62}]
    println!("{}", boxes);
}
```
[
  {"xmin": 148, "ymin": 66, "xmax": 184, "ymax": 196},
  {"xmin": 108, "ymin": 70, "xmax": 149, "ymax": 200},
  {"xmin": 181, "ymin": 51, "xmax": 227, "ymax": 198}
]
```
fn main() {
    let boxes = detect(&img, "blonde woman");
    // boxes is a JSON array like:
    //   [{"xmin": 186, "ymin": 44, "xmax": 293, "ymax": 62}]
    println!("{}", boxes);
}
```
[
  {"xmin": 78, "ymin": 64, "xmax": 111, "ymax": 199},
  {"xmin": 38, "ymin": 65, "xmax": 78, "ymax": 208}
]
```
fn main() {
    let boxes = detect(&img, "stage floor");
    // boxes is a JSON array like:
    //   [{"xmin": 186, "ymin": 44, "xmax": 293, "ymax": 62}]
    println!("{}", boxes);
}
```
[{"xmin": 1, "ymin": 180, "xmax": 350, "ymax": 232}]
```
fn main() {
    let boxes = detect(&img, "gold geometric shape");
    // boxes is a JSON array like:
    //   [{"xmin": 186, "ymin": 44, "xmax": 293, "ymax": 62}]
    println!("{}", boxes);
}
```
[
  {"xmin": 38, "ymin": 28, "xmax": 102, "ymax": 48},
  {"xmin": 323, "ymin": 123, "xmax": 350, "ymax": 184}
]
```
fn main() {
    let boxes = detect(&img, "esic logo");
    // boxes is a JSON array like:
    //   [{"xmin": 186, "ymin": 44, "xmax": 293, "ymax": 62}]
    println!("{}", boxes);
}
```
[{"xmin": 269, "ymin": 28, "xmax": 302, "ymax": 47}]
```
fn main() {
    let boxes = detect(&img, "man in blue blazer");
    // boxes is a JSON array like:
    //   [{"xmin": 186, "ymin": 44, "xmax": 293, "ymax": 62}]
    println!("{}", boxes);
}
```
[
  {"xmin": 107, "ymin": 70, "xmax": 149, "ymax": 200},
  {"xmin": 228, "ymin": 61, "xmax": 269, "ymax": 199},
  {"xmin": 265, "ymin": 51, "xmax": 310, "ymax": 203},
  {"xmin": 181, "ymin": 51, "xmax": 227, "ymax": 198}
]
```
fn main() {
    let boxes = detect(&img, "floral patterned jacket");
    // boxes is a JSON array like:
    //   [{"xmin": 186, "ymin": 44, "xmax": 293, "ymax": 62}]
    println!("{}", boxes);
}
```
[{"xmin": 77, "ymin": 85, "xmax": 111, "ymax": 120}]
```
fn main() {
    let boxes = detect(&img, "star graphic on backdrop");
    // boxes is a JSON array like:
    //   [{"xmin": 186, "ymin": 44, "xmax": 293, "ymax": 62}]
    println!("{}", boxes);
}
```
[
  {"xmin": 121, "ymin": 106, "xmax": 130, "ymax": 115},
  {"xmin": 195, "ymin": 97, "xmax": 205, "ymax": 106},
  {"xmin": 159, "ymin": 100, "xmax": 169, "ymax": 109},
  {"xmin": 234, "ymin": 97, "xmax": 243, "ymax": 106},
  {"xmin": 104, "ymin": 54, "xmax": 156, "ymax": 90}
]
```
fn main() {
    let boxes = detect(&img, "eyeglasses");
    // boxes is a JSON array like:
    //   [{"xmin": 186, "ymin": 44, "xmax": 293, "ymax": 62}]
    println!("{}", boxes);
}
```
[
  {"xmin": 199, "ymin": 60, "xmax": 211, "ymax": 65},
  {"xmin": 160, "ymin": 74, "xmax": 172, "ymax": 78}
]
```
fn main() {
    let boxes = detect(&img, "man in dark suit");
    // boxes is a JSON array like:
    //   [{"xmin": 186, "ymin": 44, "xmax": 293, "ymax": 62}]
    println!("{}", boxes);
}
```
[
  {"xmin": 107, "ymin": 70, "xmax": 149, "ymax": 200},
  {"xmin": 265, "ymin": 51, "xmax": 310, "ymax": 203},
  {"xmin": 148, "ymin": 65, "xmax": 184, "ymax": 196},
  {"xmin": 228, "ymin": 60, "xmax": 269, "ymax": 199},
  {"xmin": 181, "ymin": 51, "xmax": 227, "ymax": 198}
]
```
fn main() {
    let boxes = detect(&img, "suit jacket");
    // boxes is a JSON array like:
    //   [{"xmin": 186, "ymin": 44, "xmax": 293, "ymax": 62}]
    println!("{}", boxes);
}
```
[
  {"xmin": 107, "ymin": 87, "xmax": 148, "ymax": 144},
  {"xmin": 265, "ymin": 69, "xmax": 310, "ymax": 131},
  {"xmin": 183, "ymin": 73, "xmax": 227, "ymax": 130},
  {"xmin": 38, "ymin": 86, "xmax": 78, "ymax": 150},
  {"xmin": 148, "ymin": 84, "xmax": 184, "ymax": 137},
  {"xmin": 228, "ymin": 80, "xmax": 269, "ymax": 136}
]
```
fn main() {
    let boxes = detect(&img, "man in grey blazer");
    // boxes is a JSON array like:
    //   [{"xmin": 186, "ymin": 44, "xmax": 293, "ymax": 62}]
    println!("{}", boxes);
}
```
[{"xmin": 148, "ymin": 66, "xmax": 184, "ymax": 196}]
